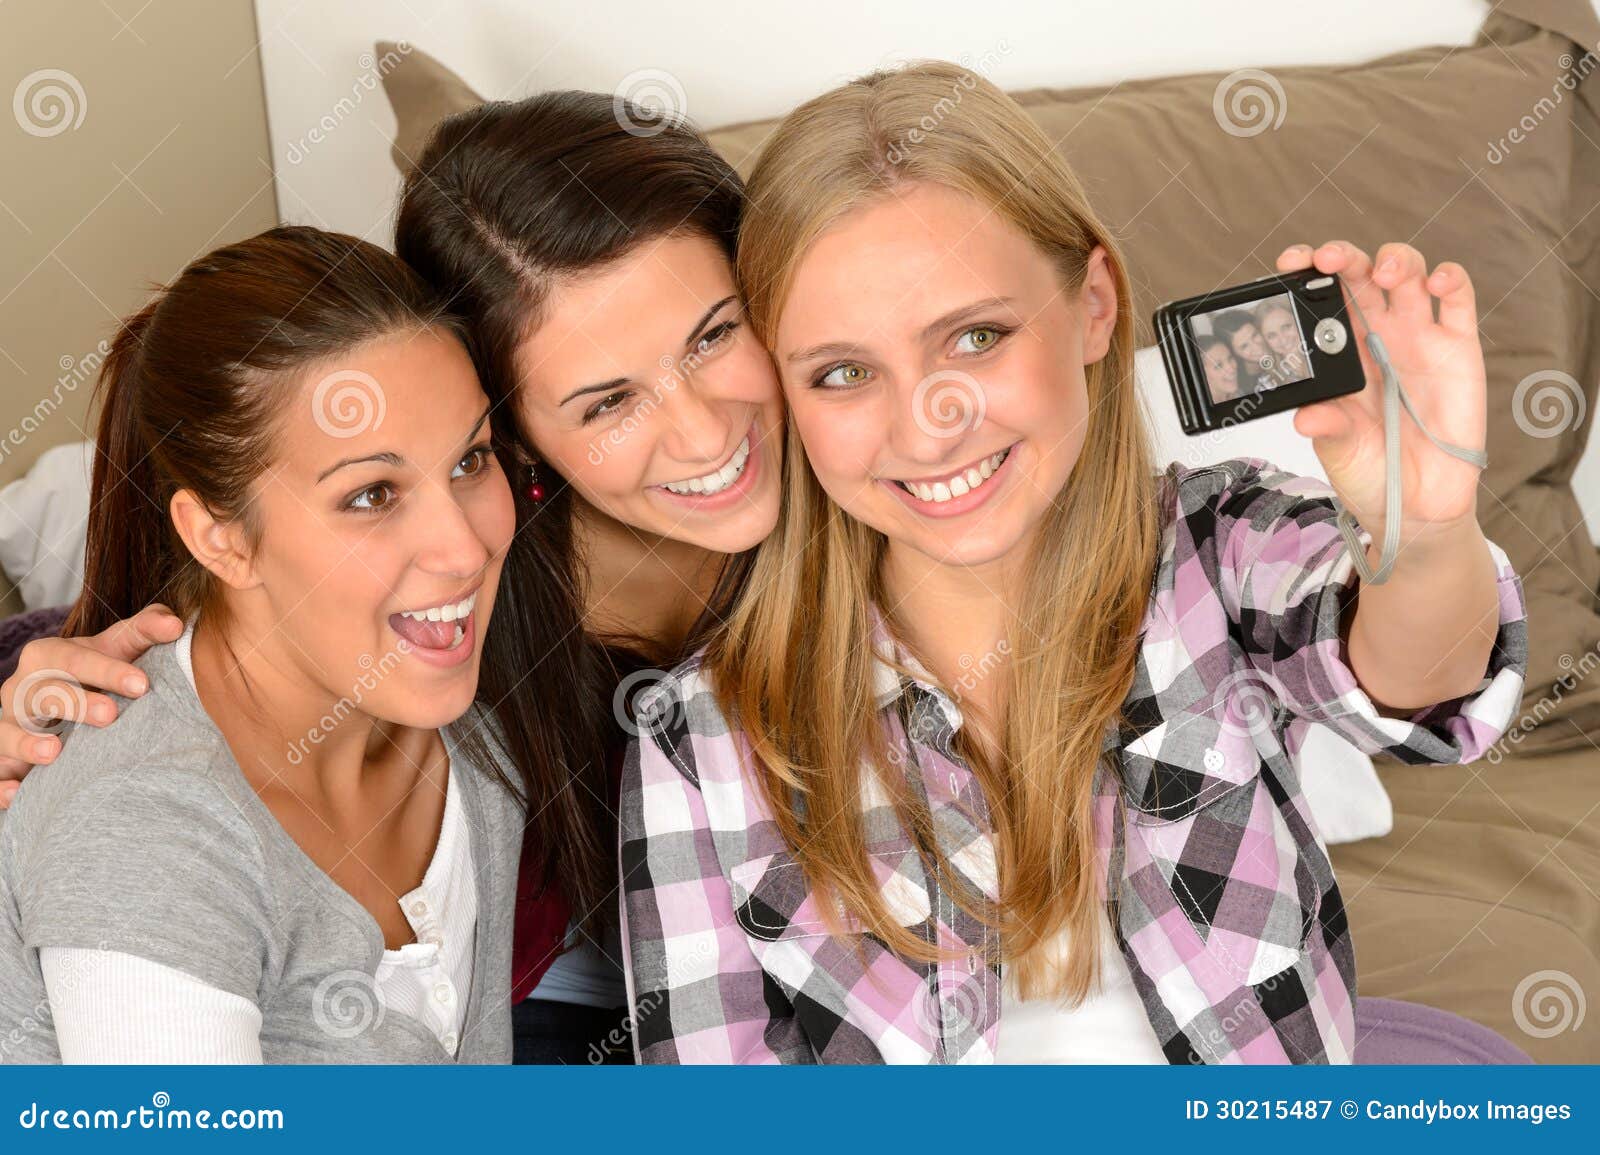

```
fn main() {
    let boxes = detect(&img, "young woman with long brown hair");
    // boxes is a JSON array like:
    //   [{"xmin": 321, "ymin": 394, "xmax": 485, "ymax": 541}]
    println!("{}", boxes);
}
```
[
  {"xmin": 619, "ymin": 62, "xmax": 1529, "ymax": 1064},
  {"xmin": 0, "ymin": 227, "xmax": 527, "ymax": 1062}
]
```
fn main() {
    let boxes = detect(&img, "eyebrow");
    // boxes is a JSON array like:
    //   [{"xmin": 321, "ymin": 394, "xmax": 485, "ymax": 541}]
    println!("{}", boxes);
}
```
[
  {"xmin": 316, "ymin": 407, "xmax": 492, "ymax": 483},
  {"xmin": 558, "ymin": 294, "xmax": 739, "ymax": 407},
  {"xmin": 786, "ymin": 296, "xmax": 1017, "ymax": 364}
]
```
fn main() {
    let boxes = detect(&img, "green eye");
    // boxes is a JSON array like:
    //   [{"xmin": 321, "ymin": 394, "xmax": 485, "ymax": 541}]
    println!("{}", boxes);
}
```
[
  {"xmin": 954, "ymin": 325, "xmax": 1003, "ymax": 354},
  {"xmin": 817, "ymin": 362, "xmax": 871, "ymax": 389}
]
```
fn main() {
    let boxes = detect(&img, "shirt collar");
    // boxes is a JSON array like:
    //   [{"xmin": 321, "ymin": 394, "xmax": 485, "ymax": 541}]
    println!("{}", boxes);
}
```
[{"xmin": 868, "ymin": 604, "xmax": 966, "ymax": 734}]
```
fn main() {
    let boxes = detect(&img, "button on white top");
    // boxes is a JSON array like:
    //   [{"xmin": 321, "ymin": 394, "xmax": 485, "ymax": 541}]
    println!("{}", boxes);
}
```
[{"xmin": 1203, "ymin": 747, "xmax": 1225, "ymax": 772}]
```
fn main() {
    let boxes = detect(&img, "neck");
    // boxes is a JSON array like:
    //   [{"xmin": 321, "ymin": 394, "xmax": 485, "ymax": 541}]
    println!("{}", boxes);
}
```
[
  {"xmin": 189, "ymin": 606, "xmax": 437, "ymax": 797},
  {"xmin": 879, "ymin": 539, "xmax": 1031, "ymax": 731},
  {"xmin": 573, "ymin": 498, "xmax": 726, "ymax": 660}
]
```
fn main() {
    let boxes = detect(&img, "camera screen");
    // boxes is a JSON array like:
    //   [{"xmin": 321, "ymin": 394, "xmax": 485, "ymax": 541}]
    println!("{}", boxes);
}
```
[{"xmin": 1187, "ymin": 292, "xmax": 1313, "ymax": 405}]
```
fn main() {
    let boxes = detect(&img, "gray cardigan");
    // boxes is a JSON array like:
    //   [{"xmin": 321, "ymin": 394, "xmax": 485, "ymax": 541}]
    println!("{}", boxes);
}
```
[{"xmin": 0, "ymin": 640, "xmax": 522, "ymax": 1063}]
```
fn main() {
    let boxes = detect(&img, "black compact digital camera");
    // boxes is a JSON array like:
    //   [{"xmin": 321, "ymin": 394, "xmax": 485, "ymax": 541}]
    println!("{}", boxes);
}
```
[{"xmin": 1153, "ymin": 267, "xmax": 1367, "ymax": 435}]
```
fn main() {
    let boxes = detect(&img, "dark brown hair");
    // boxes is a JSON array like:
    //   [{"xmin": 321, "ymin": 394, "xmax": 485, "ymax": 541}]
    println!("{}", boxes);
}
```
[
  {"xmin": 66, "ymin": 226, "xmax": 457, "ymax": 638},
  {"xmin": 395, "ymin": 91, "xmax": 755, "ymax": 922}
]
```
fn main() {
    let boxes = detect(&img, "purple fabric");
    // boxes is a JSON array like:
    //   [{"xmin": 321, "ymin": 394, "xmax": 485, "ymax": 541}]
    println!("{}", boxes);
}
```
[
  {"xmin": 1353, "ymin": 997, "xmax": 1533, "ymax": 1064},
  {"xmin": 0, "ymin": 604, "xmax": 69, "ymax": 685}
]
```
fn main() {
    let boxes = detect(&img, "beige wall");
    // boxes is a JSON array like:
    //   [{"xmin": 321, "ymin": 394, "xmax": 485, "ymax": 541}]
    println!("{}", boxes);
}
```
[{"xmin": 0, "ymin": 0, "xmax": 277, "ymax": 611}]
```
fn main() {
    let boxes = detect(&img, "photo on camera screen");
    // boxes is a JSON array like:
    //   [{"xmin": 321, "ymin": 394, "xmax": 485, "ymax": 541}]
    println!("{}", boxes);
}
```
[{"xmin": 1188, "ymin": 292, "xmax": 1313, "ymax": 406}]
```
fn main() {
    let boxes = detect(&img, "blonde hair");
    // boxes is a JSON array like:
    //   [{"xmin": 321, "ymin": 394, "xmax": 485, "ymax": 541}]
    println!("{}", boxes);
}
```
[{"xmin": 712, "ymin": 61, "xmax": 1160, "ymax": 1002}]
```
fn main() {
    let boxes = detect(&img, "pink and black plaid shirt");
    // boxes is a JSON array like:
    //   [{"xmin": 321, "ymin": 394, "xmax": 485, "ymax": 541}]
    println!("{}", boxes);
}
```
[{"xmin": 618, "ymin": 457, "xmax": 1529, "ymax": 1064}]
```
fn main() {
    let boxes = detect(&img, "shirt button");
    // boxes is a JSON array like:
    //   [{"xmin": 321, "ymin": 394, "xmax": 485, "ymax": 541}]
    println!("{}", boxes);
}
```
[
  {"xmin": 409, "ymin": 899, "xmax": 429, "ymax": 919},
  {"xmin": 441, "ymin": 1032, "xmax": 458, "ymax": 1051},
  {"xmin": 1203, "ymin": 747, "xmax": 1225, "ymax": 772},
  {"xmin": 424, "ymin": 932, "xmax": 443, "ymax": 948},
  {"xmin": 433, "ymin": 983, "xmax": 454, "ymax": 1004}
]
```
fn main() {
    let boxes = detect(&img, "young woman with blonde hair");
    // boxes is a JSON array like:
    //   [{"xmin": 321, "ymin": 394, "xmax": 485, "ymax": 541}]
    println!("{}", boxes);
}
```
[{"xmin": 619, "ymin": 61, "xmax": 1528, "ymax": 1063}]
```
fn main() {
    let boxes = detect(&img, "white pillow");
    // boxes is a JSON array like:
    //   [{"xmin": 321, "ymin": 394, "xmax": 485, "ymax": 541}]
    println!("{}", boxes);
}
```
[
  {"xmin": 1134, "ymin": 346, "xmax": 1394, "ymax": 845},
  {"xmin": 0, "ymin": 440, "xmax": 92, "ymax": 612}
]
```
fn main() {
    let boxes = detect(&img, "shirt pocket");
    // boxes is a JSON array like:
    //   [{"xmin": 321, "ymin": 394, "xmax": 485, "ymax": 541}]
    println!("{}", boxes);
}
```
[
  {"xmin": 1121, "ymin": 713, "xmax": 1318, "ymax": 987},
  {"xmin": 729, "ymin": 849, "xmax": 930, "ymax": 941}
]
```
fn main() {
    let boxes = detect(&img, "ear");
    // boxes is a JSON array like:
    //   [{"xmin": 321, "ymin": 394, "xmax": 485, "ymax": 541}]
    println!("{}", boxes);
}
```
[
  {"xmin": 170, "ymin": 489, "xmax": 259, "ymax": 591},
  {"xmin": 1079, "ymin": 245, "xmax": 1119, "ymax": 365}
]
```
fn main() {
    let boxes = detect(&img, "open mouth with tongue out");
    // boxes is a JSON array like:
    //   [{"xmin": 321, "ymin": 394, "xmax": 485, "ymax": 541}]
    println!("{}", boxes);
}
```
[{"xmin": 387, "ymin": 589, "xmax": 479, "ymax": 668}]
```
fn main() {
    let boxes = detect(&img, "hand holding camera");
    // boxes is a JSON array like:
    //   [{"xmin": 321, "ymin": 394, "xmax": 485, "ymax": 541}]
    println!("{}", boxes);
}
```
[{"xmin": 1155, "ymin": 240, "xmax": 1489, "ymax": 569}]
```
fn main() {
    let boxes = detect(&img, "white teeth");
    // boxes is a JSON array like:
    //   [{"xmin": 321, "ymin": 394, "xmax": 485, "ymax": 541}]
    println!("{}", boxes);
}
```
[
  {"xmin": 400, "ymin": 591, "xmax": 477, "ymax": 623},
  {"xmin": 898, "ymin": 448, "xmax": 1010, "ymax": 505},
  {"xmin": 662, "ymin": 436, "xmax": 750, "ymax": 496},
  {"xmin": 451, "ymin": 624, "xmax": 464, "ymax": 647}
]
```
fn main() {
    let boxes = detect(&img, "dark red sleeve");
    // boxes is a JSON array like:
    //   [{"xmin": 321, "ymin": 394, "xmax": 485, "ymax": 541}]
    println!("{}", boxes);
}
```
[{"xmin": 508, "ymin": 740, "xmax": 626, "ymax": 1004}]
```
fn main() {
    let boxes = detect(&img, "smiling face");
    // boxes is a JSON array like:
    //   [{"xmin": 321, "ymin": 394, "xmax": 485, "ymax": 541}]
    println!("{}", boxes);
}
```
[
  {"xmin": 1260, "ymin": 303, "xmax": 1301, "ymax": 358},
  {"xmin": 773, "ymin": 182, "xmax": 1116, "ymax": 570},
  {"xmin": 1201, "ymin": 337, "xmax": 1240, "ymax": 399},
  {"xmin": 512, "ymin": 232, "xmax": 784, "ymax": 554},
  {"xmin": 240, "ymin": 328, "xmax": 515, "ymax": 730},
  {"xmin": 1227, "ymin": 320, "xmax": 1269, "ymax": 367}
]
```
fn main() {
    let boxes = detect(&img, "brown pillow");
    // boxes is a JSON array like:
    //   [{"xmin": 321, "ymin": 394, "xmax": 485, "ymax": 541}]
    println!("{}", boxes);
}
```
[{"xmin": 377, "ymin": 1, "xmax": 1600, "ymax": 746}]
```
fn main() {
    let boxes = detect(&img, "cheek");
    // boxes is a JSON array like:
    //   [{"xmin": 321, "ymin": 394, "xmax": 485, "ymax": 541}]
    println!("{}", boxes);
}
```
[
  {"xmin": 789, "ymin": 396, "xmax": 881, "ymax": 486},
  {"xmin": 716, "ymin": 341, "xmax": 783, "ymax": 406}
]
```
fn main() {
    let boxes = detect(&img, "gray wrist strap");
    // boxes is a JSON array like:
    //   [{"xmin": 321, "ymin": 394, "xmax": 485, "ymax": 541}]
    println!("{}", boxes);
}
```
[{"xmin": 1331, "ymin": 291, "xmax": 1488, "ymax": 585}]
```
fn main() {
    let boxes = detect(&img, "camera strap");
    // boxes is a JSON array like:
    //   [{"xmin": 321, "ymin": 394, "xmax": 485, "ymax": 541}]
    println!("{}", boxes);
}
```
[{"xmin": 1330, "ymin": 290, "xmax": 1488, "ymax": 585}]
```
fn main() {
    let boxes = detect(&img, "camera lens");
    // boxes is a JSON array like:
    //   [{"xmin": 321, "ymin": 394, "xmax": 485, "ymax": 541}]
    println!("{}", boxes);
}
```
[{"xmin": 1314, "ymin": 318, "xmax": 1347, "ymax": 355}]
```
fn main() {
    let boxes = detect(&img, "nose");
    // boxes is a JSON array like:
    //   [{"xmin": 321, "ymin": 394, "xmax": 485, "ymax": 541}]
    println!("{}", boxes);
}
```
[
  {"xmin": 412, "ymin": 479, "xmax": 493, "ymax": 581},
  {"xmin": 888, "ymin": 370, "xmax": 984, "ymax": 468},
  {"xmin": 658, "ymin": 380, "xmax": 736, "ymax": 465}
]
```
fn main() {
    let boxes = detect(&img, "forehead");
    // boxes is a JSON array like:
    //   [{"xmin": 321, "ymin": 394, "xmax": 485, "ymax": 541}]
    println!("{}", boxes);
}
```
[
  {"xmin": 777, "ymin": 183, "xmax": 1052, "ymax": 347},
  {"xmin": 273, "ymin": 329, "xmax": 484, "ymax": 476},
  {"xmin": 516, "ymin": 232, "xmax": 735, "ymax": 398}
]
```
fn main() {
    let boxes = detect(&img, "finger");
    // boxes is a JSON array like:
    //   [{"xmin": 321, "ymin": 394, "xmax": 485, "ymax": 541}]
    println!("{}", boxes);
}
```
[
  {"xmin": 2, "ymin": 637, "xmax": 150, "ymax": 712},
  {"xmin": 1429, "ymin": 260, "xmax": 1478, "ymax": 335},
  {"xmin": 1275, "ymin": 243, "xmax": 1316, "ymax": 273},
  {"xmin": 96, "ymin": 604, "xmax": 184, "ymax": 662},
  {"xmin": 1312, "ymin": 240, "xmax": 1386, "ymax": 323},
  {"xmin": 1292, "ymin": 398, "xmax": 1356, "ymax": 443},
  {"xmin": 1373, "ymin": 242, "xmax": 1432, "ymax": 324},
  {"xmin": 0, "ymin": 781, "xmax": 18, "ymax": 809},
  {"xmin": 0, "ymin": 719, "xmax": 60, "ymax": 769}
]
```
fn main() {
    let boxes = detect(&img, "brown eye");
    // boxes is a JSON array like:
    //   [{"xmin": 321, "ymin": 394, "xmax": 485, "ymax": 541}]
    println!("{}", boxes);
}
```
[{"xmin": 348, "ymin": 483, "xmax": 396, "ymax": 512}]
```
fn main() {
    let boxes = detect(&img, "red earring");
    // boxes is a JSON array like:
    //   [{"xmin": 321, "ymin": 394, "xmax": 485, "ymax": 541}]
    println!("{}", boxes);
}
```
[{"xmin": 526, "ymin": 463, "xmax": 546, "ymax": 503}]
